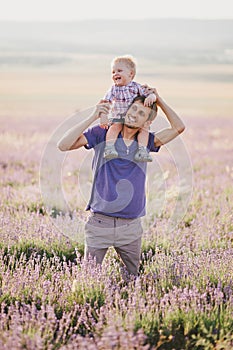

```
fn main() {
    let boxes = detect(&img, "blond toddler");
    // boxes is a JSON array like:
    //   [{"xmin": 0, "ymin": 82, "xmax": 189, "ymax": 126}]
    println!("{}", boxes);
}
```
[{"xmin": 100, "ymin": 55, "xmax": 156, "ymax": 162}]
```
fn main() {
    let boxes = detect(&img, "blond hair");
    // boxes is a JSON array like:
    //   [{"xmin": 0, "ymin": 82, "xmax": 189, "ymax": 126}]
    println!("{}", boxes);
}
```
[{"xmin": 111, "ymin": 55, "xmax": 137, "ymax": 79}]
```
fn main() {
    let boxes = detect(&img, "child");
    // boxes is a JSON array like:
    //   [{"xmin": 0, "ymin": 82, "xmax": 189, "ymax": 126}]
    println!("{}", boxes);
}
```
[{"xmin": 100, "ymin": 55, "xmax": 156, "ymax": 162}]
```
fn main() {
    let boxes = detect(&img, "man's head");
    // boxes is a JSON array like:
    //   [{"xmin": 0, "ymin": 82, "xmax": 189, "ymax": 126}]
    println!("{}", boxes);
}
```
[
  {"xmin": 124, "ymin": 96, "xmax": 158, "ymax": 129},
  {"xmin": 111, "ymin": 55, "xmax": 136, "ymax": 86}
]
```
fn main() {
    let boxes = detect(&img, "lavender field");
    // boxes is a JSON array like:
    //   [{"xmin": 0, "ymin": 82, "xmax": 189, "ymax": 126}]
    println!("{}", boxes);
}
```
[{"xmin": 1, "ymin": 59, "xmax": 233, "ymax": 349}]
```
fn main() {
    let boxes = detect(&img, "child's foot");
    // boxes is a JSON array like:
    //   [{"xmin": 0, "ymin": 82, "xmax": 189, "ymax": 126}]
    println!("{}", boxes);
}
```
[
  {"xmin": 134, "ymin": 146, "xmax": 152, "ymax": 162},
  {"xmin": 104, "ymin": 144, "xmax": 119, "ymax": 159}
]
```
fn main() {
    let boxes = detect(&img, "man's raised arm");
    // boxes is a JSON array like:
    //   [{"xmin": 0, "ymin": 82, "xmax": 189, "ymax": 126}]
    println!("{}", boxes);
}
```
[
  {"xmin": 57, "ymin": 101, "xmax": 110, "ymax": 151},
  {"xmin": 153, "ymin": 90, "xmax": 185, "ymax": 147}
]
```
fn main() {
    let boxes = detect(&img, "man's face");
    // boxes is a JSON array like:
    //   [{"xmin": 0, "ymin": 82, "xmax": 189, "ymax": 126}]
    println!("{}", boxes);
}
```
[{"xmin": 124, "ymin": 101, "xmax": 151, "ymax": 129}]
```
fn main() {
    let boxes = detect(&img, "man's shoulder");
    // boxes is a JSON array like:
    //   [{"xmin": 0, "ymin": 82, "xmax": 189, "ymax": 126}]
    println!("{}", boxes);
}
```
[
  {"xmin": 86, "ymin": 125, "xmax": 107, "ymax": 136},
  {"xmin": 148, "ymin": 131, "xmax": 160, "ymax": 152},
  {"xmin": 83, "ymin": 125, "xmax": 107, "ymax": 149}
]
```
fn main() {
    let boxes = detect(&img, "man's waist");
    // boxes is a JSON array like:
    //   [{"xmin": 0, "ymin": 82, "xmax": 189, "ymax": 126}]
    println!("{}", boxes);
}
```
[{"xmin": 90, "ymin": 210, "xmax": 141, "ymax": 221}]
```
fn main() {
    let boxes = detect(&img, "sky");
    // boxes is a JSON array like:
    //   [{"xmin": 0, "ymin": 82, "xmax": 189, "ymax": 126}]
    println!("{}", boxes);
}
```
[{"xmin": 1, "ymin": 0, "xmax": 233, "ymax": 21}]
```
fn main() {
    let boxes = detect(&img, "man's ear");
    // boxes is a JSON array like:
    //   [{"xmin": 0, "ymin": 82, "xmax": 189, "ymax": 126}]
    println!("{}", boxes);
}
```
[{"xmin": 144, "ymin": 120, "xmax": 152, "ymax": 128}]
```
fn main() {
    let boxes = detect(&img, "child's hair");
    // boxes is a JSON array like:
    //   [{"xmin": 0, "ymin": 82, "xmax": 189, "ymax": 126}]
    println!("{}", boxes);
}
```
[{"xmin": 111, "ymin": 55, "xmax": 137, "ymax": 79}]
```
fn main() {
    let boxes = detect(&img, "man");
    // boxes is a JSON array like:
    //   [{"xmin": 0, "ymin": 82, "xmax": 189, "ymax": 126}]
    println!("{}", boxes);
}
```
[{"xmin": 57, "ymin": 89, "xmax": 185, "ymax": 276}]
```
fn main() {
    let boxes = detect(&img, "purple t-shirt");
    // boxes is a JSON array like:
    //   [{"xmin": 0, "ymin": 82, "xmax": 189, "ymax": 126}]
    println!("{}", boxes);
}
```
[{"xmin": 83, "ymin": 126, "xmax": 160, "ymax": 218}]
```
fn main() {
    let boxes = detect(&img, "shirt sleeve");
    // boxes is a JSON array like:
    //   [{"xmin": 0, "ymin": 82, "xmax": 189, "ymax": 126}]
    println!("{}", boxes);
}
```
[
  {"xmin": 135, "ymin": 82, "xmax": 150, "ymax": 97},
  {"xmin": 148, "ymin": 132, "xmax": 160, "ymax": 152},
  {"xmin": 83, "ymin": 125, "xmax": 106, "ymax": 149},
  {"xmin": 103, "ymin": 86, "xmax": 114, "ymax": 102}
]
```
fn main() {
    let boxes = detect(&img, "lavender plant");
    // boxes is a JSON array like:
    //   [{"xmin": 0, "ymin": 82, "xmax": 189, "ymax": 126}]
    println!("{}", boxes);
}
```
[{"xmin": 0, "ymin": 116, "xmax": 233, "ymax": 349}]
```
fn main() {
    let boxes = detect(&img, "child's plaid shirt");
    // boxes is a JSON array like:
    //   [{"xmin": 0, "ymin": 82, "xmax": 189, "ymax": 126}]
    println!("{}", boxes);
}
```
[{"xmin": 103, "ymin": 81, "xmax": 149, "ymax": 118}]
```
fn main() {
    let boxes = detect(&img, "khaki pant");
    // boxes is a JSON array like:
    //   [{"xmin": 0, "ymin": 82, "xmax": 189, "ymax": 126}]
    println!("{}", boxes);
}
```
[
  {"xmin": 85, "ymin": 237, "xmax": 142, "ymax": 276},
  {"xmin": 84, "ymin": 212, "xmax": 143, "ymax": 276}
]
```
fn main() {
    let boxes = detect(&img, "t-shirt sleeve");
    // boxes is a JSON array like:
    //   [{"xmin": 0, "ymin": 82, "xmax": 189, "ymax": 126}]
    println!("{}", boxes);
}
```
[
  {"xmin": 136, "ymin": 82, "xmax": 150, "ymax": 97},
  {"xmin": 148, "ymin": 132, "xmax": 160, "ymax": 152},
  {"xmin": 83, "ymin": 125, "xmax": 106, "ymax": 149},
  {"xmin": 103, "ymin": 86, "xmax": 114, "ymax": 102}
]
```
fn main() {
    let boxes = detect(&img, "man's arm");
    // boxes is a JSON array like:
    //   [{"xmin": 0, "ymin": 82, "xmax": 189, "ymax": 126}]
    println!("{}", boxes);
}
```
[
  {"xmin": 153, "ymin": 91, "xmax": 185, "ymax": 147},
  {"xmin": 57, "ymin": 101, "xmax": 110, "ymax": 151}
]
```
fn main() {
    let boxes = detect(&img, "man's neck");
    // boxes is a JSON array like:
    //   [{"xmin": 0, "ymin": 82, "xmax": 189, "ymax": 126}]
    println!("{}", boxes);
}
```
[{"xmin": 121, "ymin": 125, "xmax": 139, "ymax": 141}]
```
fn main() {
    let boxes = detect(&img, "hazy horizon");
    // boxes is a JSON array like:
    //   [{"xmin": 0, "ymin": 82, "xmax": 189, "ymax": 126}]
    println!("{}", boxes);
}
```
[
  {"xmin": 0, "ymin": 18, "xmax": 232, "ymax": 67},
  {"xmin": 1, "ymin": 17, "xmax": 232, "ymax": 119}
]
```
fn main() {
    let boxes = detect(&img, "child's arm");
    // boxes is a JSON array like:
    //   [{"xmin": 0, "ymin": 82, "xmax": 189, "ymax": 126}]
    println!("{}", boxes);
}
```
[
  {"xmin": 138, "ymin": 82, "xmax": 157, "ymax": 107},
  {"xmin": 144, "ymin": 93, "xmax": 156, "ymax": 107}
]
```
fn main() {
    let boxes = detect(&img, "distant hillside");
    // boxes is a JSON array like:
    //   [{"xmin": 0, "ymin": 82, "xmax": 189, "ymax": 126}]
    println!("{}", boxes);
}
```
[{"xmin": 0, "ymin": 19, "xmax": 232, "ymax": 65}]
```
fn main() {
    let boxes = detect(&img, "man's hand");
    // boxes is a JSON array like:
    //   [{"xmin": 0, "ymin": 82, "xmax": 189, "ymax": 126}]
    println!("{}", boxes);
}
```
[
  {"xmin": 99, "ymin": 113, "xmax": 109, "ymax": 129},
  {"xmin": 98, "ymin": 100, "xmax": 111, "ymax": 129}
]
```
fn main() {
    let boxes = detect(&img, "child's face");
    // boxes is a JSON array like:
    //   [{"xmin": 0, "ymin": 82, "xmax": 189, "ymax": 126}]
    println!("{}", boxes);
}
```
[{"xmin": 111, "ymin": 61, "xmax": 134, "ymax": 86}]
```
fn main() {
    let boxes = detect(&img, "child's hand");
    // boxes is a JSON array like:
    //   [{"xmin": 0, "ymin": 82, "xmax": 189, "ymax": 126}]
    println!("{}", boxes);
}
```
[{"xmin": 144, "ymin": 93, "xmax": 157, "ymax": 107}]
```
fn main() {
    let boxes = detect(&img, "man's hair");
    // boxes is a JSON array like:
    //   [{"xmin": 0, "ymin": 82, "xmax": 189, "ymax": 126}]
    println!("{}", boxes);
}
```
[
  {"xmin": 111, "ymin": 55, "xmax": 136, "ymax": 79},
  {"xmin": 132, "ymin": 96, "xmax": 158, "ymax": 121}
]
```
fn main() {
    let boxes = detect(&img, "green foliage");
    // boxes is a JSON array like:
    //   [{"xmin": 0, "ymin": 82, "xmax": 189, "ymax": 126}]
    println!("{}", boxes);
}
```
[
  {"xmin": 2, "ymin": 239, "xmax": 81, "ymax": 266},
  {"xmin": 134, "ymin": 312, "xmax": 160, "ymax": 346},
  {"xmin": 70, "ymin": 278, "xmax": 105, "ymax": 308}
]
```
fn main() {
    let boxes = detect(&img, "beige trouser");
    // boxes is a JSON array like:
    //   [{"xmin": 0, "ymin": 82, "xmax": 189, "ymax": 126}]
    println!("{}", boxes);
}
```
[
  {"xmin": 85, "ymin": 237, "xmax": 142, "ymax": 276},
  {"xmin": 84, "ymin": 212, "xmax": 143, "ymax": 276}
]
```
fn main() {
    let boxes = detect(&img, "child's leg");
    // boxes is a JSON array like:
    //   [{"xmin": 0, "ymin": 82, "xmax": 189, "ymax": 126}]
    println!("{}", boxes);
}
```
[
  {"xmin": 134, "ymin": 126, "xmax": 152, "ymax": 162},
  {"xmin": 104, "ymin": 123, "xmax": 123, "ymax": 159},
  {"xmin": 106, "ymin": 123, "xmax": 123, "ymax": 143}
]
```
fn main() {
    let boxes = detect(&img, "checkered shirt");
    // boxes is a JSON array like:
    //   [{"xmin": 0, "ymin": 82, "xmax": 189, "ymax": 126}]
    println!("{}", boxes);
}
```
[{"xmin": 103, "ymin": 81, "xmax": 149, "ymax": 119}]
